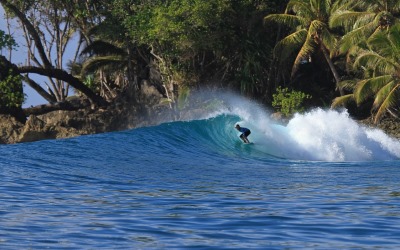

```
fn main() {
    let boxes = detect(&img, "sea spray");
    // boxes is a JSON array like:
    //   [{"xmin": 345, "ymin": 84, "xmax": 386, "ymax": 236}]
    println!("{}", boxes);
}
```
[
  {"xmin": 283, "ymin": 109, "xmax": 400, "ymax": 161},
  {"xmin": 178, "ymin": 91, "xmax": 400, "ymax": 162}
]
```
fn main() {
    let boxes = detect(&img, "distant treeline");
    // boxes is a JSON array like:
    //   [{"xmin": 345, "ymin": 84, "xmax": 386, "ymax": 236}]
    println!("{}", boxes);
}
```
[{"xmin": 0, "ymin": 0, "xmax": 399, "ymax": 123}]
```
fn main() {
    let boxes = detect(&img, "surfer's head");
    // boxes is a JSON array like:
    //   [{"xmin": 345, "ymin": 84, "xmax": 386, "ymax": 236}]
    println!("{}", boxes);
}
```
[{"xmin": 235, "ymin": 124, "xmax": 240, "ymax": 130}]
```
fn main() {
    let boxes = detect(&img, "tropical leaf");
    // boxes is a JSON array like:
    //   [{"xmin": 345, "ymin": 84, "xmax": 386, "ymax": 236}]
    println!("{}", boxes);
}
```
[
  {"xmin": 354, "ymin": 75, "xmax": 392, "ymax": 104},
  {"xmin": 330, "ymin": 10, "xmax": 371, "ymax": 31},
  {"xmin": 355, "ymin": 50, "xmax": 397, "ymax": 76},
  {"xmin": 386, "ymin": 24, "xmax": 400, "ymax": 61},
  {"xmin": 353, "ymin": 12, "xmax": 376, "ymax": 28},
  {"xmin": 319, "ymin": 23, "xmax": 338, "ymax": 52},
  {"xmin": 264, "ymin": 14, "xmax": 306, "ymax": 29},
  {"xmin": 353, "ymin": 50, "xmax": 384, "ymax": 69},
  {"xmin": 81, "ymin": 55, "xmax": 128, "ymax": 74},
  {"xmin": 309, "ymin": 20, "xmax": 327, "ymax": 34},
  {"xmin": 274, "ymin": 29, "xmax": 308, "ymax": 62},
  {"xmin": 291, "ymin": 33, "xmax": 318, "ymax": 77},
  {"xmin": 331, "ymin": 93, "xmax": 354, "ymax": 108},
  {"xmin": 266, "ymin": 0, "xmax": 341, "ymax": 90},
  {"xmin": 338, "ymin": 21, "xmax": 377, "ymax": 54},
  {"xmin": 80, "ymin": 40, "xmax": 126, "ymax": 57},
  {"xmin": 373, "ymin": 82, "xmax": 400, "ymax": 122},
  {"xmin": 287, "ymin": 0, "xmax": 314, "ymax": 18},
  {"xmin": 337, "ymin": 79, "xmax": 357, "ymax": 90},
  {"xmin": 367, "ymin": 29, "xmax": 393, "ymax": 56}
]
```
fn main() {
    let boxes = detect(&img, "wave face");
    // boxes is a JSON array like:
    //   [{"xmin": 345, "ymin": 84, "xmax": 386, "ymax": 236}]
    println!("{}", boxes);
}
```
[
  {"xmin": 1, "ymin": 92, "xmax": 400, "ymax": 249},
  {"xmin": 137, "ymin": 93, "xmax": 400, "ymax": 162}
]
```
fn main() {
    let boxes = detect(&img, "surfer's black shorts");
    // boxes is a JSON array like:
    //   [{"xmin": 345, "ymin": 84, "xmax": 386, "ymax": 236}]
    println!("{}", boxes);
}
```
[{"xmin": 243, "ymin": 130, "xmax": 251, "ymax": 137}]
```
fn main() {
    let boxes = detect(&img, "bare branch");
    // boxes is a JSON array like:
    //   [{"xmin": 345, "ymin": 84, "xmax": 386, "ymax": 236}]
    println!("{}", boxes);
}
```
[
  {"xmin": 0, "ymin": 0, "xmax": 52, "ymax": 68},
  {"xmin": 18, "ymin": 65, "xmax": 107, "ymax": 106}
]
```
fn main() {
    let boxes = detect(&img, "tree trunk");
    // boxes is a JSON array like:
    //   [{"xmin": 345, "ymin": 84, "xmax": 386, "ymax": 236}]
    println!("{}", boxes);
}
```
[
  {"xmin": 0, "ymin": 0, "xmax": 52, "ymax": 69},
  {"xmin": 23, "ymin": 75, "xmax": 57, "ymax": 103},
  {"xmin": 18, "ymin": 66, "xmax": 107, "ymax": 106},
  {"xmin": 320, "ymin": 43, "xmax": 344, "ymax": 96},
  {"xmin": 23, "ymin": 99, "xmax": 91, "ymax": 116}
]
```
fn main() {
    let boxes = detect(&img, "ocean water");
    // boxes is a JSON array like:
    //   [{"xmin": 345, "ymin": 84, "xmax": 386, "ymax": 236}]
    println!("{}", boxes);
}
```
[{"xmin": 1, "ymin": 94, "xmax": 400, "ymax": 249}]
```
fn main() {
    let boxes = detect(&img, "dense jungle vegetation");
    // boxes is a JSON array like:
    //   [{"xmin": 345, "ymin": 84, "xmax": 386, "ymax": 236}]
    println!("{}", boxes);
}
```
[{"xmin": 0, "ymin": 0, "xmax": 399, "ymax": 123}]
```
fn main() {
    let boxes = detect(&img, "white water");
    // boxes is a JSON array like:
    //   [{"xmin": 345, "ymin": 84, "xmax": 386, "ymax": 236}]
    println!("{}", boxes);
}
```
[
  {"xmin": 242, "ymin": 108, "xmax": 400, "ymax": 162},
  {"xmin": 199, "ymin": 92, "xmax": 400, "ymax": 162}
]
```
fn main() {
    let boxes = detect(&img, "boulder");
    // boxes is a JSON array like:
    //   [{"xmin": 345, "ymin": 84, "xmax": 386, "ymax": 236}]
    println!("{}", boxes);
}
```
[{"xmin": 0, "ymin": 114, "xmax": 23, "ymax": 144}]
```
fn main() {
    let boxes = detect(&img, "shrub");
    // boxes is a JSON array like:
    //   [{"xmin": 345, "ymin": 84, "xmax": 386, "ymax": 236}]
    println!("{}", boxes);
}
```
[
  {"xmin": 0, "ymin": 70, "xmax": 25, "ymax": 109},
  {"xmin": 272, "ymin": 86, "xmax": 311, "ymax": 116}
]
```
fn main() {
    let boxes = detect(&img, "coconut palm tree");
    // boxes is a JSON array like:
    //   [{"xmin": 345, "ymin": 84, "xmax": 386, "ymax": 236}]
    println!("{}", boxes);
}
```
[
  {"xmin": 78, "ymin": 40, "xmax": 132, "ymax": 100},
  {"xmin": 332, "ymin": 23, "xmax": 400, "ymax": 123},
  {"xmin": 330, "ymin": 0, "xmax": 400, "ymax": 55},
  {"xmin": 264, "ymin": 0, "xmax": 344, "ymax": 95},
  {"xmin": 69, "ymin": 16, "xmax": 144, "ymax": 102}
]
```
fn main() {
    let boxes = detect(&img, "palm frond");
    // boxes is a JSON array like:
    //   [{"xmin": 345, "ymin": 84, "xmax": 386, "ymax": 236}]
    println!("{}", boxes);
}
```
[
  {"xmin": 309, "ymin": 20, "xmax": 327, "ymax": 33},
  {"xmin": 387, "ymin": 24, "xmax": 400, "ymax": 60},
  {"xmin": 367, "ymin": 29, "xmax": 395, "ymax": 58},
  {"xmin": 291, "ymin": 33, "xmax": 318, "ymax": 77},
  {"xmin": 353, "ymin": 50, "xmax": 384, "ymax": 69},
  {"xmin": 319, "ymin": 23, "xmax": 338, "ymax": 52},
  {"xmin": 264, "ymin": 14, "xmax": 306, "ymax": 29},
  {"xmin": 354, "ymin": 50, "xmax": 397, "ymax": 76},
  {"xmin": 331, "ymin": 94, "xmax": 355, "ymax": 108},
  {"xmin": 331, "ymin": 0, "xmax": 358, "ymax": 14},
  {"xmin": 81, "ymin": 40, "xmax": 127, "ymax": 57},
  {"xmin": 338, "ymin": 21, "xmax": 377, "ymax": 54},
  {"xmin": 330, "ymin": 11, "xmax": 371, "ymax": 31},
  {"xmin": 353, "ymin": 12, "xmax": 376, "ymax": 28},
  {"xmin": 274, "ymin": 29, "xmax": 308, "ymax": 61},
  {"xmin": 390, "ymin": 0, "xmax": 400, "ymax": 12},
  {"xmin": 81, "ymin": 55, "xmax": 128, "ymax": 75},
  {"xmin": 310, "ymin": 0, "xmax": 331, "ymax": 20},
  {"xmin": 338, "ymin": 79, "xmax": 357, "ymax": 90},
  {"xmin": 286, "ymin": 0, "xmax": 313, "ymax": 18},
  {"xmin": 354, "ymin": 75, "xmax": 393, "ymax": 104},
  {"xmin": 372, "ymin": 82, "xmax": 400, "ymax": 122}
]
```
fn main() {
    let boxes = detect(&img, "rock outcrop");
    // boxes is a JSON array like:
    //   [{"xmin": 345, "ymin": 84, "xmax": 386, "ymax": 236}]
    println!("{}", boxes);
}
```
[{"xmin": 0, "ymin": 80, "xmax": 174, "ymax": 144}]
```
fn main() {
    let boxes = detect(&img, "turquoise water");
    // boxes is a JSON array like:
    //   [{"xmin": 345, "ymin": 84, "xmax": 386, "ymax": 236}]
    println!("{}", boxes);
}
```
[{"xmin": 1, "ymin": 97, "xmax": 400, "ymax": 249}]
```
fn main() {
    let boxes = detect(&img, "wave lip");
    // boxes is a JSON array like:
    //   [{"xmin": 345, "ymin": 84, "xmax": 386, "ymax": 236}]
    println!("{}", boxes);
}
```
[{"xmin": 152, "ymin": 108, "xmax": 400, "ymax": 162}]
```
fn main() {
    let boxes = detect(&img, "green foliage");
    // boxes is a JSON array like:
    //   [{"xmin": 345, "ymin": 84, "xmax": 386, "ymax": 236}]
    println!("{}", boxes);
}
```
[
  {"xmin": 113, "ymin": 0, "xmax": 284, "ymax": 96},
  {"xmin": 272, "ymin": 86, "xmax": 311, "ymax": 116},
  {"xmin": 0, "ymin": 70, "xmax": 25, "ymax": 108},
  {"xmin": 265, "ymin": 0, "xmax": 341, "ymax": 88},
  {"xmin": 83, "ymin": 75, "xmax": 97, "ymax": 92},
  {"xmin": 347, "ymin": 24, "xmax": 400, "ymax": 122},
  {"xmin": 0, "ymin": 30, "xmax": 17, "ymax": 51}
]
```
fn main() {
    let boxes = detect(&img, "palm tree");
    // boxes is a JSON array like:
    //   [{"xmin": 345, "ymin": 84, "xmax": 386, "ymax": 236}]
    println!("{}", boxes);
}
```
[
  {"xmin": 71, "ymin": 17, "xmax": 145, "ymax": 102},
  {"xmin": 332, "ymin": 23, "xmax": 400, "ymax": 123},
  {"xmin": 330, "ymin": 0, "xmax": 400, "ymax": 55},
  {"xmin": 264, "ymin": 0, "xmax": 344, "ymax": 95},
  {"xmin": 78, "ymin": 40, "xmax": 132, "ymax": 100}
]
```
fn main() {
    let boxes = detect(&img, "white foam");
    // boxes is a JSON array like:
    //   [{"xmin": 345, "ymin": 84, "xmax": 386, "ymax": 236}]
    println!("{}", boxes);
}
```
[
  {"xmin": 189, "ymin": 91, "xmax": 400, "ymax": 162},
  {"xmin": 282, "ymin": 108, "xmax": 399, "ymax": 161}
]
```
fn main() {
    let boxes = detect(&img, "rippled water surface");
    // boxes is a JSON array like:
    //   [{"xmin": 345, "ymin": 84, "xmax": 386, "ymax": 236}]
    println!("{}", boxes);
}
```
[{"xmin": 1, "ymin": 108, "xmax": 400, "ymax": 249}]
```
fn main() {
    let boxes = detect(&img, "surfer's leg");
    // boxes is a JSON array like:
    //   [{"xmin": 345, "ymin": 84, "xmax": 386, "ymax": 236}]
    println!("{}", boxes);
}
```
[{"xmin": 243, "ymin": 131, "xmax": 250, "ymax": 143}]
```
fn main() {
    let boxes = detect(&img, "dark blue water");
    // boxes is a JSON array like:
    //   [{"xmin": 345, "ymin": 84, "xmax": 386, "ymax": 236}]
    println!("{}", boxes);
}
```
[{"xmin": 1, "ymin": 108, "xmax": 400, "ymax": 249}]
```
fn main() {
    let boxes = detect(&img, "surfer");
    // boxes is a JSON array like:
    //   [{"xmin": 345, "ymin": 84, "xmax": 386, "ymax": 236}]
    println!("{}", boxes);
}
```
[{"xmin": 235, "ymin": 124, "xmax": 251, "ymax": 143}]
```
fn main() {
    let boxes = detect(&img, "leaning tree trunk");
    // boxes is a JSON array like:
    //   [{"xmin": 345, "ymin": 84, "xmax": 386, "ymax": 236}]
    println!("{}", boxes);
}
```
[
  {"xmin": 18, "ymin": 66, "xmax": 107, "ymax": 107},
  {"xmin": 320, "ymin": 43, "xmax": 344, "ymax": 96}
]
